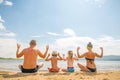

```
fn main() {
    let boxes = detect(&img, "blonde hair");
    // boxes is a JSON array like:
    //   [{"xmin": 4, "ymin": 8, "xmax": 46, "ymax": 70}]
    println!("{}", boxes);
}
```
[
  {"xmin": 52, "ymin": 51, "xmax": 57, "ymax": 57},
  {"xmin": 68, "ymin": 50, "xmax": 73, "ymax": 59},
  {"xmin": 87, "ymin": 42, "xmax": 93, "ymax": 48}
]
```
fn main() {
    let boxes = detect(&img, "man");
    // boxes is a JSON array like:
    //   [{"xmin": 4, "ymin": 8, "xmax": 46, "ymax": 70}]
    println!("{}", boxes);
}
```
[{"xmin": 16, "ymin": 40, "xmax": 49, "ymax": 73}]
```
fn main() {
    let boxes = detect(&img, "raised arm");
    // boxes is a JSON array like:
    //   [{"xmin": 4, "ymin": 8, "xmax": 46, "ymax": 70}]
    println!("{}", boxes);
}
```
[
  {"xmin": 77, "ymin": 47, "xmax": 86, "ymax": 58},
  {"xmin": 57, "ymin": 53, "xmax": 63, "ymax": 60},
  {"xmin": 38, "ymin": 45, "xmax": 49, "ymax": 58},
  {"xmin": 45, "ymin": 53, "xmax": 51, "ymax": 61},
  {"xmin": 16, "ymin": 43, "xmax": 24, "ymax": 58},
  {"xmin": 95, "ymin": 47, "xmax": 103, "ymax": 58},
  {"xmin": 74, "ymin": 54, "xmax": 79, "ymax": 60},
  {"xmin": 43, "ymin": 45, "xmax": 49, "ymax": 58},
  {"xmin": 62, "ymin": 54, "xmax": 66, "ymax": 61}
]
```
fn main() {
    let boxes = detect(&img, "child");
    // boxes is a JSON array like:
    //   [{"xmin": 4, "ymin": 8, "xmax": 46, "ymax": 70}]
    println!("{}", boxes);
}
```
[
  {"xmin": 45, "ymin": 51, "xmax": 62, "ymax": 72},
  {"xmin": 62, "ymin": 50, "xmax": 78, "ymax": 72}
]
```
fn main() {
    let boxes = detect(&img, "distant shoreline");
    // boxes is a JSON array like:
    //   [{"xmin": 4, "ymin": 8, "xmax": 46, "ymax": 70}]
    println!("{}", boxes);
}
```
[
  {"xmin": 0, "ymin": 57, "xmax": 43, "ymax": 60},
  {"xmin": 0, "ymin": 55, "xmax": 120, "ymax": 61}
]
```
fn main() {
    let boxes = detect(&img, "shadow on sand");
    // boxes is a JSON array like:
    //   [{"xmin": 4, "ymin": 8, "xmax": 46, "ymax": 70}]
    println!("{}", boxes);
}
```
[{"xmin": 0, "ymin": 71, "xmax": 72, "ymax": 79}]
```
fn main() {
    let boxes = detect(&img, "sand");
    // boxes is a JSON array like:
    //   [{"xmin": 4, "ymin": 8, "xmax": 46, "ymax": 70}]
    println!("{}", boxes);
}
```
[{"xmin": 0, "ymin": 70, "xmax": 120, "ymax": 80}]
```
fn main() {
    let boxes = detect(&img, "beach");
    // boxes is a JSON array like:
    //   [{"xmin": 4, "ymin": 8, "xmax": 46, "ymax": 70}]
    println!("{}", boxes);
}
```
[
  {"xmin": 0, "ymin": 59, "xmax": 120, "ymax": 80},
  {"xmin": 0, "ymin": 70, "xmax": 120, "ymax": 80}
]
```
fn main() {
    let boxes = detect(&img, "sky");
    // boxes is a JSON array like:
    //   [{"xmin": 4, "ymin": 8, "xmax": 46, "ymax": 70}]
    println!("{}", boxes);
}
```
[{"xmin": 0, "ymin": 0, "xmax": 120, "ymax": 58}]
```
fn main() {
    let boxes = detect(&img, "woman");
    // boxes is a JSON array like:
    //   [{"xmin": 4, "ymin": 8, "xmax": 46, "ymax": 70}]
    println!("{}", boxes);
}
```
[{"xmin": 77, "ymin": 42, "xmax": 103, "ymax": 72}]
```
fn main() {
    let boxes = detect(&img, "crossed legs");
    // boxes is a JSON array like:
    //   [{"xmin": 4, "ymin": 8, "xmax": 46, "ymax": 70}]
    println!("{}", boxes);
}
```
[{"xmin": 77, "ymin": 63, "xmax": 90, "ymax": 72}]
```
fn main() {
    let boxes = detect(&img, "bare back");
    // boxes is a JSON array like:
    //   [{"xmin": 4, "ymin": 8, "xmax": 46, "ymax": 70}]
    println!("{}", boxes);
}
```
[
  {"xmin": 51, "ymin": 57, "xmax": 58, "ymax": 69},
  {"xmin": 85, "ymin": 52, "xmax": 96, "ymax": 68},
  {"xmin": 22, "ymin": 48, "xmax": 39, "ymax": 69},
  {"xmin": 67, "ymin": 57, "xmax": 74, "ymax": 67}
]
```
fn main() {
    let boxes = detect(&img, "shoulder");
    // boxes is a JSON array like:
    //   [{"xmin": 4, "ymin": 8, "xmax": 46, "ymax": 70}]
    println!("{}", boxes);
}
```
[
  {"xmin": 84, "ymin": 52, "xmax": 88, "ymax": 55},
  {"xmin": 22, "ymin": 48, "xmax": 28, "ymax": 51},
  {"xmin": 93, "ymin": 52, "xmax": 97, "ymax": 55},
  {"xmin": 34, "ymin": 49, "xmax": 40, "ymax": 52},
  {"xmin": 66, "ymin": 57, "xmax": 69, "ymax": 59}
]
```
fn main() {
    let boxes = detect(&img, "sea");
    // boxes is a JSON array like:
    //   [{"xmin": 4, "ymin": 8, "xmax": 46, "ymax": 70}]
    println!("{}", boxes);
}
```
[{"xmin": 0, "ymin": 58, "xmax": 120, "ymax": 72}]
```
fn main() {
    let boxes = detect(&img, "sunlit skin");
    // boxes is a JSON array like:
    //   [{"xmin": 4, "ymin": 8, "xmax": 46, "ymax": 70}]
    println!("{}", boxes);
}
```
[
  {"xmin": 16, "ymin": 42, "xmax": 49, "ymax": 69},
  {"xmin": 62, "ymin": 51, "xmax": 78, "ymax": 72},
  {"xmin": 77, "ymin": 46, "xmax": 103, "ymax": 72},
  {"xmin": 45, "ymin": 53, "xmax": 62, "ymax": 72}
]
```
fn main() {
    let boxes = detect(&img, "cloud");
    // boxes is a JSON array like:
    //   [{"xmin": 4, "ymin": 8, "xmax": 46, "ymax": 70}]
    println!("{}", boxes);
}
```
[
  {"xmin": 84, "ymin": 0, "xmax": 106, "ymax": 8},
  {"xmin": 47, "ymin": 32, "xmax": 61, "ymax": 36},
  {"xmin": 50, "ymin": 35, "xmax": 120, "ymax": 56},
  {"xmin": 0, "ymin": 0, "xmax": 3, "ymax": 4},
  {"xmin": 0, "ymin": 38, "xmax": 29, "ymax": 58},
  {"xmin": 30, "ymin": 35, "xmax": 43, "ymax": 38},
  {"xmin": 0, "ymin": 32, "xmax": 16, "ymax": 37},
  {"xmin": 64, "ymin": 28, "xmax": 76, "ymax": 36},
  {"xmin": 0, "ymin": 23, "xmax": 6, "ymax": 30},
  {"xmin": 0, "ymin": 16, "xmax": 16, "ymax": 37},
  {"xmin": 0, "ymin": 16, "xmax": 6, "ymax": 30},
  {"xmin": 0, "ymin": 16, "xmax": 5, "ymax": 23},
  {"xmin": 47, "ymin": 28, "xmax": 76, "ymax": 37},
  {"xmin": 46, "ymin": 29, "xmax": 120, "ymax": 56},
  {"xmin": 0, "ymin": 38, "xmax": 17, "ymax": 58},
  {"xmin": 5, "ymin": 0, "xmax": 13, "ymax": 6}
]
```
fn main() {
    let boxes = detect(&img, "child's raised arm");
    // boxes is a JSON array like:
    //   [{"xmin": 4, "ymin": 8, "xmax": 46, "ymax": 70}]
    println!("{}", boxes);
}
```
[
  {"xmin": 57, "ymin": 53, "xmax": 63, "ymax": 60},
  {"xmin": 45, "ymin": 53, "xmax": 51, "ymax": 61},
  {"xmin": 74, "ymin": 54, "xmax": 79, "ymax": 60},
  {"xmin": 62, "ymin": 54, "xmax": 67, "ymax": 61}
]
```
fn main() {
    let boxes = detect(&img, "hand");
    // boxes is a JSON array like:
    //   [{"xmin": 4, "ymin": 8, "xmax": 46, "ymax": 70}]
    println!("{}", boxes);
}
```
[
  {"xmin": 48, "ymin": 53, "xmax": 50, "ymax": 56},
  {"xmin": 77, "ymin": 47, "xmax": 80, "ymax": 51},
  {"xmin": 100, "ymin": 47, "xmax": 103, "ymax": 50},
  {"xmin": 58, "ymin": 53, "xmax": 60, "ymax": 56},
  {"xmin": 74, "ymin": 54, "xmax": 77, "ymax": 56},
  {"xmin": 63, "ymin": 54, "xmax": 65, "ymax": 57},
  {"xmin": 17, "ymin": 43, "xmax": 21, "ymax": 49},
  {"xmin": 46, "ymin": 45, "xmax": 49, "ymax": 50}
]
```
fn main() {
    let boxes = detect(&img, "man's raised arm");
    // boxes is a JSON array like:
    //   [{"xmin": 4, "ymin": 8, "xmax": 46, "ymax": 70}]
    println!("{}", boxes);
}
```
[
  {"xmin": 16, "ymin": 43, "xmax": 24, "ymax": 58},
  {"xmin": 38, "ymin": 45, "xmax": 49, "ymax": 58}
]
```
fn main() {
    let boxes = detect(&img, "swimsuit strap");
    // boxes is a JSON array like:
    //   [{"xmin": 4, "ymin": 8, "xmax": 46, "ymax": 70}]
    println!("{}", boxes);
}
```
[{"xmin": 85, "ymin": 57, "xmax": 94, "ymax": 64}]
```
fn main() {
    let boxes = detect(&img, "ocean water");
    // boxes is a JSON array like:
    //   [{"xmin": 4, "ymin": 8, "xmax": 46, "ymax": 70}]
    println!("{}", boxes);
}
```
[{"xmin": 0, "ymin": 59, "xmax": 120, "ymax": 72}]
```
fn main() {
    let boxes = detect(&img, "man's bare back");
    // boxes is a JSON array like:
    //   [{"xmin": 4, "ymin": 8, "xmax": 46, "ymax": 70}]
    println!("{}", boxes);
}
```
[{"xmin": 16, "ymin": 40, "xmax": 49, "ymax": 73}]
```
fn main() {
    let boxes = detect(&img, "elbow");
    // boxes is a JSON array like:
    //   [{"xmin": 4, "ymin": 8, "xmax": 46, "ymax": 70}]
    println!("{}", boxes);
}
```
[
  {"xmin": 16, "ymin": 55, "xmax": 19, "ymax": 58},
  {"xmin": 45, "ymin": 59, "xmax": 48, "ymax": 61},
  {"xmin": 78, "ymin": 56, "xmax": 81, "ymax": 58},
  {"xmin": 60, "ymin": 58, "xmax": 63, "ymax": 60},
  {"xmin": 76, "ymin": 59, "xmax": 79, "ymax": 60},
  {"xmin": 99, "ymin": 55, "xmax": 103, "ymax": 58},
  {"xmin": 42, "ymin": 55, "xmax": 46, "ymax": 58}
]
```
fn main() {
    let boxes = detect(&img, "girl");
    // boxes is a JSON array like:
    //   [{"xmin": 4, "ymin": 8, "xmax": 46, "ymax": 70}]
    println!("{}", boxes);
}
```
[{"xmin": 62, "ymin": 50, "xmax": 78, "ymax": 72}]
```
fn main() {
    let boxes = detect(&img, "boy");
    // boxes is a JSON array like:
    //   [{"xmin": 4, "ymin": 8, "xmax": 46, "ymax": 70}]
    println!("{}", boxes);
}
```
[{"xmin": 45, "ymin": 51, "xmax": 62, "ymax": 72}]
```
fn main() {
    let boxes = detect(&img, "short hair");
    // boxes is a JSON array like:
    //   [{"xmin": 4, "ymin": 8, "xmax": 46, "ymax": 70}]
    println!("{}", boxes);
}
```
[
  {"xmin": 29, "ymin": 40, "xmax": 36, "ymax": 46},
  {"xmin": 52, "ymin": 51, "xmax": 58, "ymax": 57}
]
